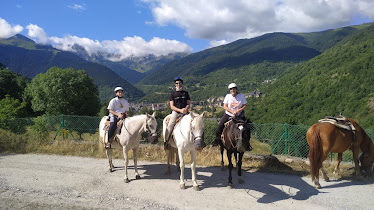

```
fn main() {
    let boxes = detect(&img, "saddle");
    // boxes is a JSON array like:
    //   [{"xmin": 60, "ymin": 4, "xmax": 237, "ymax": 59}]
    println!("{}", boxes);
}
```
[
  {"xmin": 103, "ymin": 118, "xmax": 125, "ymax": 146},
  {"xmin": 165, "ymin": 114, "xmax": 184, "ymax": 145},
  {"xmin": 318, "ymin": 115, "xmax": 356, "ymax": 131}
]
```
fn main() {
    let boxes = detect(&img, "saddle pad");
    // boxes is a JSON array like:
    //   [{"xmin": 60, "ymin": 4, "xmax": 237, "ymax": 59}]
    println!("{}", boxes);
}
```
[{"xmin": 318, "ymin": 118, "xmax": 356, "ymax": 131}]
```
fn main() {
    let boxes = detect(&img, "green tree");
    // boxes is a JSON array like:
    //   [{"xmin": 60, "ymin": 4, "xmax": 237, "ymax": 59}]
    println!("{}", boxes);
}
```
[
  {"xmin": 25, "ymin": 67, "xmax": 100, "ymax": 116},
  {"xmin": 0, "ymin": 94, "xmax": 26, "ymax": 130},
  {"xmin": 0, "ymin": 67, "xmax": 29, "ymax": 100}
]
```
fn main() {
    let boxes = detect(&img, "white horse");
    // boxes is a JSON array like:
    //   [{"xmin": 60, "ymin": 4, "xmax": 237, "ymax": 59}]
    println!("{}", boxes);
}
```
[
  {"xmin": 163, "ymin": 112, "xmax": 206, "ymax": 191},
  {"xmin": 99, "ymin": 112, "xmax": 158, "ymax": 183}
]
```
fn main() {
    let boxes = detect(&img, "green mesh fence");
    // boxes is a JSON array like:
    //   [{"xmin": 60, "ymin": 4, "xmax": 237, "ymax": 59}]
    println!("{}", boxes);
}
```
[{"xmin": 2, "ymin": 115, "xmax": 374, "ymax": 161}]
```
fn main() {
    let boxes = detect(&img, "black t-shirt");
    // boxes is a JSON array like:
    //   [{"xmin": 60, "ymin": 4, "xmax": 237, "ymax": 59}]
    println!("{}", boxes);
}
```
[{"xmin": 169, "ymin": 90, "xmax": 190, "ymax": 109}]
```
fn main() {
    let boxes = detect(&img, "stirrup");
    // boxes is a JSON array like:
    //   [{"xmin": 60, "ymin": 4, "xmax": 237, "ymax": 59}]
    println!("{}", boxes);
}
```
[
  {"xmin": 246, "ymin": 144, "xmax": 253, "ymax": 151},
  {"xmin": 164, "ymin": 141, "xmax": 169, "ymax": 149},
  {"xmin": 105, "ymin": 143, "xmax": 111, "ymax": 149},
  {"xmin": 212, "ymin": 138, "xmax": 220, "ymax": 146}
]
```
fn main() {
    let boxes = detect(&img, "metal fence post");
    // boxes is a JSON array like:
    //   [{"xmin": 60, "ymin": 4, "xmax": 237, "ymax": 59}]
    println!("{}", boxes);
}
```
[{"xmin": 271, "ymin": 123, "xmax": 303, "ymax": 157}]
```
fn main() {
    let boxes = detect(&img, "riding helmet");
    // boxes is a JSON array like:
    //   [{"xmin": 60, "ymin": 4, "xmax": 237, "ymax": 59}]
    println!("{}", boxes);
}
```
[
  {"xmin": 174, "ymin": 76, "xmax": 183, "ymax": 83},
  {"xmin": 228, "ymin": 83, "xmax": 238, "ymax": 89},
  {"xmin": 114, "ymin": 87, "xmax": 124, "ymax": 92}
]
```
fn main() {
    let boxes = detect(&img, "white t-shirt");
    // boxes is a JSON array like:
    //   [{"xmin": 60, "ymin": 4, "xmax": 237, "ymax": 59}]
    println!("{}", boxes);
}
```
[
  {"xmin": 223, "ymin": 93, "xmax": 247, "ymax": 117},
  {"xmin": 107, "ymin": 97, "xmax": 129, "ymax": 122}
]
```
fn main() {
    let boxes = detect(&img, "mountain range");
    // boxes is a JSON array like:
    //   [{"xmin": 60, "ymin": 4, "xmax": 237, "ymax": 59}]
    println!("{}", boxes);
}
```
[
  {"xmin": 1, "ymin": 22, "xmax": 374, "ymax": 128},
  {"xmin": 0, "ymin": 34, "xmax": 144, "ymax": 102}
]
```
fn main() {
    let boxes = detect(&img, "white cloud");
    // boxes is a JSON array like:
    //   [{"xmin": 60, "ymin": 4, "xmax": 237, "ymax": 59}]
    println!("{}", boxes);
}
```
[
  {"xmin": 68, "ymin": 4, "xmax": 86, "ymax": 11},
  {"xmin": 143, "ymin": 0, "xmax": 374, "ymax": 45},
  {"xmin": 0, "ymin": 18, "xmax": 23, "ymax": 38},
  {"xmin": 26, "ymin": 24, "xmax": 49, "ymax": 44},
  {"xmin": 102, "ymin": 36, "xmax": 192, "ymax": 61},
  {"xmin": 20, "ymin": 21, "xmax": 192, "ymax": 61},
  {"xmin": 48, "ymin": 35, "xmax": 192, "ymax": 61}
]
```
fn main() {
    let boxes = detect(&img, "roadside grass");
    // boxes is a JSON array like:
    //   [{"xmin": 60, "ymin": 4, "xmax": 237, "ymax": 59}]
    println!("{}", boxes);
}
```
[{"xmin": 1, "ymin": 129, "xmax": 372, "ymax": 183}]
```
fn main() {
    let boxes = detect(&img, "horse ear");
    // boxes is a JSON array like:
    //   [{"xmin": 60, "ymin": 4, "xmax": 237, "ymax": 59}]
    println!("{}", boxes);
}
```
[
  {"xmin": 190, "ymin": 112, "xmax": 196, "ymax": 119},
  {"xmin": 200, "ymin": 111, "xmax": 206, "ymax": 117},
  {"xmin": 152, "ymin": 112, "xmax": 156, "ymax": 118}
]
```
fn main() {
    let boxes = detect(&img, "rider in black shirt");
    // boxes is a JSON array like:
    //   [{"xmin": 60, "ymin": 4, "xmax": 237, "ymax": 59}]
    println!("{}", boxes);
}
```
[{"xmin": 164, "ymin": 76, "xmax": 191, "ymax": 148}]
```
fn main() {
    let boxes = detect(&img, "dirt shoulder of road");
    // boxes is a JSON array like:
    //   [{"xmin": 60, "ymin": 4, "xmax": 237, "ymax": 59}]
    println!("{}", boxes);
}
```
[{"xmin": 1, "ymin": 153, "xmax": 373, "ymax": 209}]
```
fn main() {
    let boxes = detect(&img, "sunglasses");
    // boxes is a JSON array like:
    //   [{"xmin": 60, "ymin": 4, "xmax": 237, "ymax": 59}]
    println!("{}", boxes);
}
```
[
  {"xmin": 175, "ymin": 82, "xmax": 183, "ymax": 85},
  {"xmin": 230, "ymin": 88, "xmax": 236, "ymax": 90}
]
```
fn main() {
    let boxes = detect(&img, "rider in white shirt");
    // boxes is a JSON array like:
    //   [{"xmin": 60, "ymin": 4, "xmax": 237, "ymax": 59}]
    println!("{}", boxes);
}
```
[
  {"xmin": 106, "ymin": 87, "xmax": 129, "ymax": 148},
  {"xmin": 213, "ymin": 83, "xmax": 252, "ymax": 151}
]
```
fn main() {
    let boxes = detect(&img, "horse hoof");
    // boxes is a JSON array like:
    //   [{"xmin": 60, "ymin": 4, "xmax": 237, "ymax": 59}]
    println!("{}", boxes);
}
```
[
  {"xmin": 124, "ymin": 178, "xmax": 129, "ymax": 183},
  {"xmin": 180, "ymin": 184, "xmax": 185, "ymax": 189},
  {"xmin": 193, "ymin": 185, "xmax": 200, "ymax": 191},
  {"xmin": 227, "ymin": 184, "xmax": 233, "ymax": 189},
  {"xmin": 238, "ymin": 177, "xmax": 245, "ymax": 184},
  {"xmin": 135, "ymin": 175, "xmax": 141, "ymax": 179},
  {"xmin": 314, "ymin": 184, "xmax": 321, "ymax": 189},
  {"xmin": 323, "ymin": 177, "xmax": 330, "ymax": 182},
  {"xmin": 109, "ymin": 168, "xmax": 113, "ymax": 173}
]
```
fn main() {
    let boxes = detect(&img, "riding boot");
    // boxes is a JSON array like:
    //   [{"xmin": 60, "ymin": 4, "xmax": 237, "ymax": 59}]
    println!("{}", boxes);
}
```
[
  {"xmin": 246, "ymin": 141, "xmax": 253, "ymax": 151},
  {"xmin": 212, "ymin": 135, "xmax": 220, "ymax": 146},
  {"xmin": 164, "ymin": 129, "xmax": 171, "ymax": 149}
]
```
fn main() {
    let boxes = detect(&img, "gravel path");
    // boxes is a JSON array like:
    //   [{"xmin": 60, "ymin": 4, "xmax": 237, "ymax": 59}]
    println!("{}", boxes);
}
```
[{"xmin": 1, "ymin": 153, "xmax": 373, "ymax": 209}]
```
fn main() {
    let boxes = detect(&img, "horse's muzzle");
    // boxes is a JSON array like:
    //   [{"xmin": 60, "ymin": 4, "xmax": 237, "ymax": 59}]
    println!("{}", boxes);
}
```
[
  {"xmin": 150, "ymin": 133, "xmax": 158, "ymax": 144},
  {"xmin": 194, "ymin": 137, "xmax": 206, "ymax": 152}
]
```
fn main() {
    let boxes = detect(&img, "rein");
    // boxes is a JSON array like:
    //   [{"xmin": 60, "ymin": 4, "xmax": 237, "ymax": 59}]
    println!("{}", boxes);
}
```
[
  {"xmin": 178, "ymin": 115, "xmax": 203, "ymax": 143},
  {"xmin": 223, "ymin": 120, "xmax": 244, "ymax": 149},
  {"xmin": 122, "ymin": 115, "xmax": 156, "ymax": 138}
]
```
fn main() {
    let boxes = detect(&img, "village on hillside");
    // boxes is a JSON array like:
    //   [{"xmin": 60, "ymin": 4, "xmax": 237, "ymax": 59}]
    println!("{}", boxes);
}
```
[{"xmin": 130, "ymin": 90, "xmax": 262, "ymax": 112}]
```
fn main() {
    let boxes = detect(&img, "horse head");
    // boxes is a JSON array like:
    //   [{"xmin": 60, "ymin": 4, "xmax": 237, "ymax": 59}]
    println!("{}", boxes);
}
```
[
  {"xmin": 190, "ymin": 111, "xmax": 206, "ymax": 152},
  {"xmin": 224, "ymin": 117, "xmax": 247, "ymax": 152},
  {"xmin": 359, "ymin": 135, "xmax": 374, "ymax": 176},
  {"xmin": 145, "ymin": 112, "xmax": 158, "ymax": 144}
]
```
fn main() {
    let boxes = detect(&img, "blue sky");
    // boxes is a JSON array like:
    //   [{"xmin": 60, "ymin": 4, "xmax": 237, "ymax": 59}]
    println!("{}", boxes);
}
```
[{"xmin": 1, "ymin": 0, "xmax": 373, "ymax": 61}]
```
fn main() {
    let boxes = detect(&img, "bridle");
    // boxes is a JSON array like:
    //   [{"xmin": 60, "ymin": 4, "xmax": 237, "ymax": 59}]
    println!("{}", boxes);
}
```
[
  {"xmin": 178, "ymin": 115, "xmax": 204, "ymax": 144},
  {"xmin": 223, "ymin": 121, "xmax": 244, "ymax": 149},
  {"xmin": 122, "ymin": 115, "xmax": 157, "ymax": 139},
  {"xmin": 145, "ymin": 116, "xmax": 158, "ymax": 139}
]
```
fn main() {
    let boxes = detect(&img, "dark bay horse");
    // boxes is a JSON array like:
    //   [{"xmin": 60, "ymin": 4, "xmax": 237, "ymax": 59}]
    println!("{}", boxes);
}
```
[
  {"xmin": 220, "ymin": 117, "xmax": 251, "ymax": 188},
  {"xmin": 306, "ymin": 118, "xmax": 374, "ymax": 189}
]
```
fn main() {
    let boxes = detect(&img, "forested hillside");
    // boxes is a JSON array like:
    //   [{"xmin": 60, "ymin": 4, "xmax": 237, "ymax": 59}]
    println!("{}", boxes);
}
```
[
  {"xmin": 0, "ymin": 35, "xmax": 144, "ymax": 102},
  {"xmin": 137, "ymin": 24, "xmax": 368, "ymax": 102},
  {"xmin": 246, "ymin": 23, "xmax": 374, "ymax": 129}
]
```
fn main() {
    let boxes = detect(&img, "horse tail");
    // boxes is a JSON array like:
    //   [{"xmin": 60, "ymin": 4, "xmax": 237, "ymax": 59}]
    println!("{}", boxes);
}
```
[{"xmin": 308, "ymin": 126, "xmax": 323, "ymax": 179}]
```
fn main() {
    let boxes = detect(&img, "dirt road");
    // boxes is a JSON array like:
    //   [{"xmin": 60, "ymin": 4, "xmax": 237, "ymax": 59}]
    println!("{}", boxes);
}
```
[{"xmin": 1, "ymin": 153, "xmax": 373, "ymax": 209}]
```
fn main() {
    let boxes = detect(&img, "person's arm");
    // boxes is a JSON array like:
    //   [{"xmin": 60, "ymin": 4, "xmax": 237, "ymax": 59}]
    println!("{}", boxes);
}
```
[
  {"xmin": 170, "ymin": 100, "xmax": 181, "ymax": 113},
  {"xmin": 180, "ymin": 100, "xmax": 190, "ymax": 114},
  {"xmin": 232, "ymin": 104, "xmax": 246, "ymax": 116},
  {"xmin": 109, "ymin": 109, "xmax": 125, "ymax": 119},
  {"xmin": 224, "ymin": 103, "xmax": 247, "ymax": 116}
]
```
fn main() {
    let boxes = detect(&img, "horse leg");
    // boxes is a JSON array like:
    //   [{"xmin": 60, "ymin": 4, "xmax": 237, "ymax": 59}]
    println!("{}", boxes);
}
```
[
  {"xmin": 133, "ymin": 148, "xmax": 140, "ymax": 179},
  {"xmin": 237, "ymin": 152, "xmax": 244, "ymax": 184},
  {"xmin": 234, "ymin": 151, "xmax": 238, "ymax": 171},
  {"xmin": 220, "ymin": 146, "xmax": 225, "ymax": 171},
  {"xmin": 190, "ymin": 150, "xmax": 200, "ymax": 191},
  {"xmin": 165, "ymin": 149, "xmax": 171, "ymax": 175},
  {"xmin": 333, "ymin": 153, "xmax": 342, "ymax": 176},
  {"xmin": 176, "ymin": 149, "xmax": 180, "ymax": 172},
  {"xmin": 320, "ymin": 165, "xmax": 329, "ymax": 182},
  {"xmin": 227, "ymin": 150, "xmax": 233, "ymax": 188},
  {"xmin": 178, "ymin": 149, "xmax": 186, "ymax": 189},
  {"xmin": 352, "ymin": 145, "xmax": 363, "ymax": 179},
  {"xmin": 106, "ymin": 149, "xmax": 114, "ymax": 172},
  {"xmin": 122, "ymin": 146, "xmax": 129, "ymax": 183}
]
